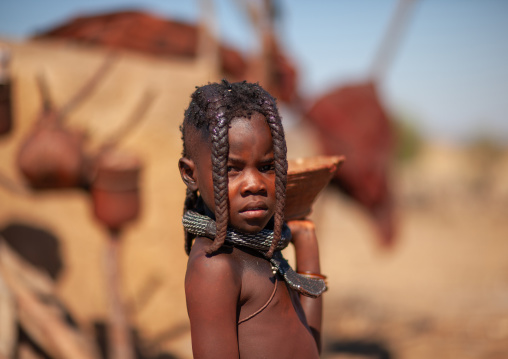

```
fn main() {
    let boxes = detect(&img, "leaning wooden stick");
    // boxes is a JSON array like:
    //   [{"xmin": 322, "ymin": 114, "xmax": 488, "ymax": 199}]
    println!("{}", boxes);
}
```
[
  {"xmin": 58, "ymin": 53, "xmax": 117, "ymax": 120},
  {"xmin": 100, "ymin": 89, "xmax": 155, "ymax": 150},
  {"xmin": 0, "ymin": 240, "xmax": 100, "ymax": 359}
]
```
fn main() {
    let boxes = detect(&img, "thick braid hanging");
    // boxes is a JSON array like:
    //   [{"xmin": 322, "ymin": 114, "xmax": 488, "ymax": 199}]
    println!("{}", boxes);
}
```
[
  {"xmin": 208, "ymin": 100, "xmax": 230, "ymax": 254},
  {"xmin": 262, "ymin": 97, "xmax": 288, "ymax": 258}
]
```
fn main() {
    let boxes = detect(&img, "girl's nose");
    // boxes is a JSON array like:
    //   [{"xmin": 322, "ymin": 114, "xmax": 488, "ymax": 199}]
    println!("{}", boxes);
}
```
[{"xmin": 241, "ymin": 170, "xmax": 266, "ymax": 196}]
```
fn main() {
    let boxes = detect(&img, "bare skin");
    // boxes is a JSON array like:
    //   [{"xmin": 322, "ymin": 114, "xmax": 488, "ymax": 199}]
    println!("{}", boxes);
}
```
[{"xmin": 179, "ymin": 113, "xmax": 323, "ymax": 358}]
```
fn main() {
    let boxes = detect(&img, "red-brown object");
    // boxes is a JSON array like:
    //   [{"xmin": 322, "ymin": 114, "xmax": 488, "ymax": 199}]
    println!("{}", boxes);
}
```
[
  {"xmin": 0, "ymin": 80, "xmax": 13, "ymax": 136},
  {"xmin": 33, "ymin": 10, "xmax": 298, "ymax": 103},
  {"xmin": 91, "ymin": 150, "xmax": 142, "ymax": 230},
  {"xmin": 0, "ymin": 47, "xmax": 13, "ymax": 135},
  {"xmin": 16, "ymin": 56, "xmax": 115, "ymax": 189},
  {"xmin": 34, "ymin": 10, "xmax": 244, "ymax": 78},
  {"xmin": 91, "ymin": 151, "xmax": 141, "ymax": 359},
  {"xmin": 305, "ymin": 0, "xmax": 418, "ymax": 248},
  {"xmin": 17, "ymin": 110, "xmax": 86, "ymax": 189},
  {"xmin": 306, "ymin": 82, "xmax": 395, "ymax": 247},
  {"xmin": 17, "ymin": 73, "xmax": 86, "ymax": 189}
]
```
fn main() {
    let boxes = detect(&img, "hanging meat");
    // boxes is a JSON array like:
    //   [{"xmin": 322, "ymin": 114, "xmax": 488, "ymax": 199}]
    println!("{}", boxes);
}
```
[
  {"xmin": 307, "ymin": 82, "xmax": 395, "ymax": 246},
  {"xmin": 306, "ymin": 0, "xmax": 418, "ymax": 248}
]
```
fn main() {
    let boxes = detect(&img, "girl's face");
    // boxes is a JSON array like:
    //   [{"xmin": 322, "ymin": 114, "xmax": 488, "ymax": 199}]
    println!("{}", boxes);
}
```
[{"xmin": 187, "ymin": 112, "xmax": 276, "ymax": 234}]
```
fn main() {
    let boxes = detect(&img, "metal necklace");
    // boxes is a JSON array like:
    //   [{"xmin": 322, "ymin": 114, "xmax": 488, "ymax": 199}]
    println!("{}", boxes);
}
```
[{"xmin": 182, "ymin": 210, "xmax": 327, "ymax": 298}]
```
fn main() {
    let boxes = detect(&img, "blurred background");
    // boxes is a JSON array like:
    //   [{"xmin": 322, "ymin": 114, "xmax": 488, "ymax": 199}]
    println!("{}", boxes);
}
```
[{"xmin": 0, "ymin": 1, "xmax": 507, "ymax": 358}]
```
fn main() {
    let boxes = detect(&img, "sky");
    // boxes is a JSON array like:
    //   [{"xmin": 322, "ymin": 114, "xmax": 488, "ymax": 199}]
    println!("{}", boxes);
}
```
[{"xmin": 1, "ymin": 0, "xmax": 507, "ymax": 144}]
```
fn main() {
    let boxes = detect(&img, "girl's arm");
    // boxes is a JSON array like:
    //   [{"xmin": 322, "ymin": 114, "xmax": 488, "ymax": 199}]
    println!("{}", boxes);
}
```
[
  {"xmin": 185, "ymin": 244, "xmax": 241, "ymax": 358},
  {"xmin": 287, "ymin": 219, "xmax": 323, "ymax": 353}
]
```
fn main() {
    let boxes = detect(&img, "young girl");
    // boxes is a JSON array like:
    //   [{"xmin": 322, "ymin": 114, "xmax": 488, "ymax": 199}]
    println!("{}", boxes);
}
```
[{"xmin": 178, "ymin": 80, "xmax": 327, "ymax": 358}]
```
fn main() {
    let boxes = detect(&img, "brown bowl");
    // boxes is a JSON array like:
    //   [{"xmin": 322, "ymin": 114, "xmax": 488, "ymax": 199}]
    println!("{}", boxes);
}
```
[{"xmin": 284, "ymin": 155, "xmax": 345, "ymax": 220}]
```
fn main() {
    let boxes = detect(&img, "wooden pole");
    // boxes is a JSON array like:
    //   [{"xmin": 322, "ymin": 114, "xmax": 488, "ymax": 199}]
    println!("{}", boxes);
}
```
[
  {"xmin": 370, "ymin": 0, "xmax": 418, "ymax": 82},
  {"xmin": 104, "ymin": 229, "xmax": 135, "ymax": 359}
]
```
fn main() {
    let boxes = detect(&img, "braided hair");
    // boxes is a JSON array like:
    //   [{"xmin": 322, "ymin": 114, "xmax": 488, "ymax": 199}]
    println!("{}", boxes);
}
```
[{"xmin": 180, "ymin": 80, "xmax": 288, "ymax": 258}]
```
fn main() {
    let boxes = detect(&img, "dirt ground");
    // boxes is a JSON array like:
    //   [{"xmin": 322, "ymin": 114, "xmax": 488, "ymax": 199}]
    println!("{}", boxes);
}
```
[{"xmin": 1, "ymin": 39, "xmax": 507, "ymax": 359}]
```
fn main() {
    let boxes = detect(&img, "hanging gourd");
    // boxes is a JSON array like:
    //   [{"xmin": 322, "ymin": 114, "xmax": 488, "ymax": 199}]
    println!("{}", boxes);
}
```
[
  {"xmin": 91, "ymin": 149, "xmax": 142, "ymax": 230},
  {"xmin": 16, "ymin": 56, "xmax": 115, "ymax": 189},
  {"xmin": 0, "ymin": 46, "xmax": 13, "ymax": 136}
]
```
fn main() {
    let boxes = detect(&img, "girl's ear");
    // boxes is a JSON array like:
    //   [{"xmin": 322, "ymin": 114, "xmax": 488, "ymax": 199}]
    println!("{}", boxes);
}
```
[{"xmin": 179, "ymin": 157, "xmax": 198, "ymax": 192}]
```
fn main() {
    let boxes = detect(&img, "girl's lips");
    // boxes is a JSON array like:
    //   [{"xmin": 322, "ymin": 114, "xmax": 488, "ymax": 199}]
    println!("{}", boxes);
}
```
[
  {"xmin": 239, "ymin": 208, "xmax": 268, "ymax": 220},
  {"xmin": 240, "ymin": 201, "xmax": 268, "ymax": 212},
  {"xmin": 239, "ymin": 202, "xmax": 269, "ymax": 219}
]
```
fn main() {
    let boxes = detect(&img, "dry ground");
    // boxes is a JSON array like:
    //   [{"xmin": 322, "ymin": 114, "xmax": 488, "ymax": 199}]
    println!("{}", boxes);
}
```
[{"xmin": 1, "ymin": 39, "xmax": 507, "ymax": 359}]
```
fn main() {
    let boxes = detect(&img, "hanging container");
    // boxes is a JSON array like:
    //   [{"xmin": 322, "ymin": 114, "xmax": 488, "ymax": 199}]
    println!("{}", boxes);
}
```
[
  {"xmin": 0, "ymin": 46, "xmax": 12, "ymax": 136},
  {"xmin": 91, "ymin": 150, "xmax": 142, "ymax": 230},
  {"xmin": 0, "ymin": 80, "xmax": 12, "ymax": 135},
  {"xmin": 17, "ymin": 113, "xmax": 85, "ymax": 189}
]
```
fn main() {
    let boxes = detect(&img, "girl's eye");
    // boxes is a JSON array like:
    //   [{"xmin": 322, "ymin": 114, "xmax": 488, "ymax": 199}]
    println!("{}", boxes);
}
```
[
  {"xmin": 259, "ymin": 164, "xmax": 275, "ymax": 172},
  {"xmin": 227, "ymin": 166, "xmax": 240, "ymax": 174}
]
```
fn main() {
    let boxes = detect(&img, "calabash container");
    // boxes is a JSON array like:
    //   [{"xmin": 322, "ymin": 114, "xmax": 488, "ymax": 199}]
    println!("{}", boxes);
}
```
[
  {"xmin": 17, "ymin": 116, "xmax": 85, "ymax": 189},
  {"xmin": 0, "ymin": 79, "xmax": 12, "ymax": 135},
  {"xmin": 0, "ymin": 46, "xmax": 12, "ymax": 136},
  {"xmin": 91, "ymin": 150, "xmax": 142, "ymax": 230}
]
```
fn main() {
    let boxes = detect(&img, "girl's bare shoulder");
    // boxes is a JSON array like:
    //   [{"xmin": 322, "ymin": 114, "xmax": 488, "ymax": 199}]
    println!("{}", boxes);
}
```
[{"xmin": 186, "ymin": 237, "xmax": 242, "ymax": 289}]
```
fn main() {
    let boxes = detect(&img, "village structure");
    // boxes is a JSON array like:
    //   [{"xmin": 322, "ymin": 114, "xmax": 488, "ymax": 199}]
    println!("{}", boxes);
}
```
[{"xmin": 1, "ymin": 2, "xmax": 508, "ymax": 358}]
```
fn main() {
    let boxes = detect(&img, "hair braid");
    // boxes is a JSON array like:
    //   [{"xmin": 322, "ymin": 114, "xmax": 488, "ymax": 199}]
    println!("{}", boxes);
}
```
[
  {"xmin": 263, "ymin": 99, "xmax": 288, "ymax": 258},
  {"xmin": 207, "ymin": 108, "xmax": 230, "ymax": 254}
]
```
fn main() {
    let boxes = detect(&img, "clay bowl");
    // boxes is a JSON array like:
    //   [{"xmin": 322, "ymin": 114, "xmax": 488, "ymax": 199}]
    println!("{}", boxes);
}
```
[{"xmin": 284, "ymin": 155, "xmax": 345, "ymax": 220}]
